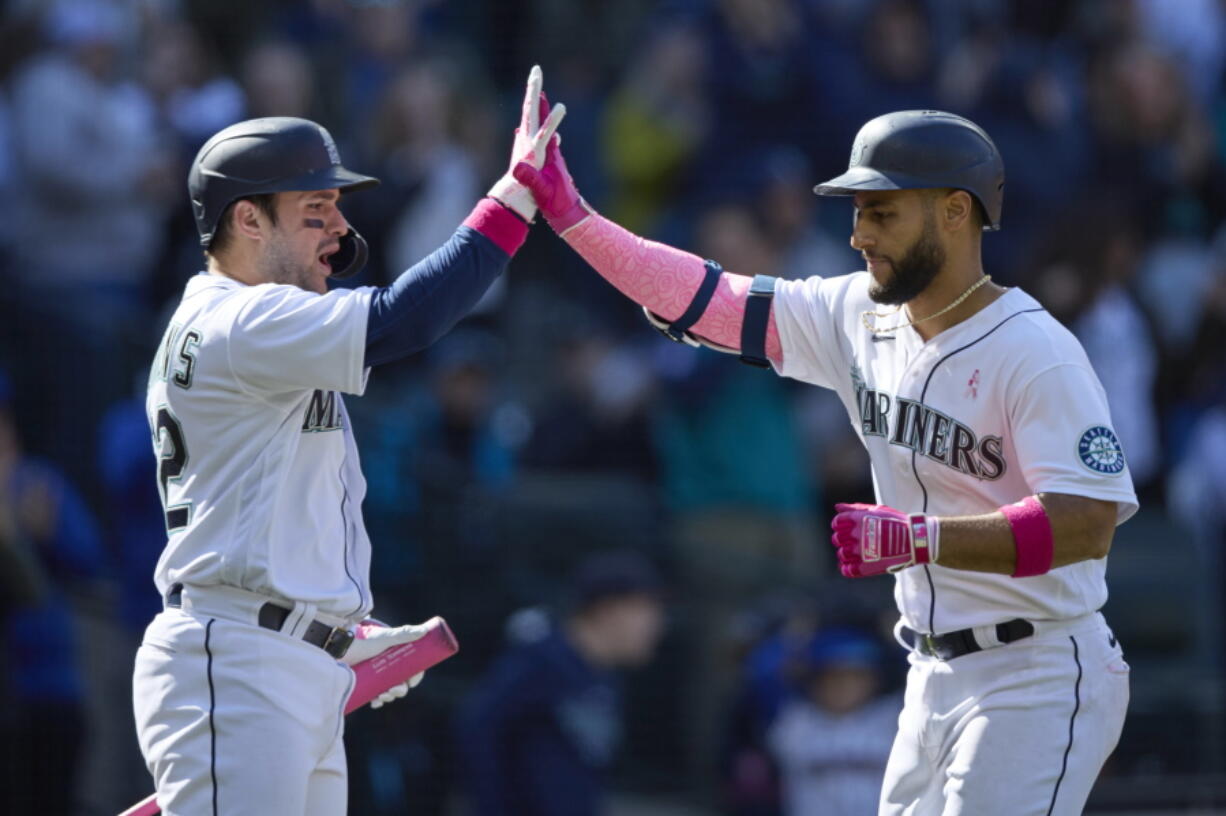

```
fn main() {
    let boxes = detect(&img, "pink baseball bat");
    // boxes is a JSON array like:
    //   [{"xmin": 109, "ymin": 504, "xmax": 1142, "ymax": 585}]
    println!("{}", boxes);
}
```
[{"xmin": 118, "ymin": 616, "xmax": 459, "ymax": 816}]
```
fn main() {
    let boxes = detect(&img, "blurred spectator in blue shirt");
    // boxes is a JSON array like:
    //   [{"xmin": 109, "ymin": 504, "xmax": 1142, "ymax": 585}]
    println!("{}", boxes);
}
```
[
  {"xmin": 96, "ymin": 394, "xmax": 164, "ymax": 633},
  {"xmin": 0, "ymin": 369, "xmax": 106, "ymax": 815},
  {"xmin": 7, "ymin": 0, "xmax": 178, "ymax": 487},
  {"xmin": 767, "ymin": 627, "xmax": 899, "ymax": 816},
  {"xmin": 694, "ymin": 0, "xmax": 822, "ymax": 200},
  {"xmin": 720, "ymin": 596, "xmax": 818, "ymax": 816},
  {"xmin": 10, "ymin": 0, "xmax": 173, "ymax": 298},
  {"xmin": 456, "ymin": 550, "xmax": 666, "ymax": 816}
]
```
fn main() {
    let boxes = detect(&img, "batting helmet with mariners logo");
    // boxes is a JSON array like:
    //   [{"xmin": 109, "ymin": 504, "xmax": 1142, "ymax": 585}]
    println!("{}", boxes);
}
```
[
  {"xmin": 814, "ymin": 110, "xmax": 1005, "ymax": 230},
  {"xmin": 188, "ymin": 117, "xmax": 379, "ymax": 278}
]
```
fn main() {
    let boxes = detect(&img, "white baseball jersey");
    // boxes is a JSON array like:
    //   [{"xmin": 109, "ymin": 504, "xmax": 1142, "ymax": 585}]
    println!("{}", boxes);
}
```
[
  {"xmin": 771, "ymin": 273, "xmax": 1139, "ymax": 633},
  {"xmin": 146, "ymin": 272, "xmax": 377, "ymax": 621}
]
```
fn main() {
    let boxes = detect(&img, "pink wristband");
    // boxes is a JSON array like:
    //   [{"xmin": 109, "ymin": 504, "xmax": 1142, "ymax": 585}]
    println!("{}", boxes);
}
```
[
  {"xmin": 1001, "ymin": 496, "xmax": 1054, "ymax": 577},
  {"xmin": 462, "ymin": 197, "xmax": 530, "ymax": 256}
]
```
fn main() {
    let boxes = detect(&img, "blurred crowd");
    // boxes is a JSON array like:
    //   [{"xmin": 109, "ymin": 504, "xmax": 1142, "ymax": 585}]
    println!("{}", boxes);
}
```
[{"xmin": 1, "ymin": 0, "xmax": 1226, "ymax": 813}]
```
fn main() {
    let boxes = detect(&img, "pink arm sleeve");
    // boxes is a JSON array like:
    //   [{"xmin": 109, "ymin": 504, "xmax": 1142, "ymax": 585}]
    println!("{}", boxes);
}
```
[{"xmin": 562, "ymin": 212, "xmax": 783, "ymax": 364}]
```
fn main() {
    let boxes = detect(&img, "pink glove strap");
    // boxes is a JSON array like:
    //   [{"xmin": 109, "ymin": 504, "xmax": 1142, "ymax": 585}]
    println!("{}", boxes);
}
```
[
  {"xmin": 545, "ymin": 196, "xmax": 593, "ymax": 235},
  {"xmin": 463, "ymin": 198, "xmax": 530, "ymax": 256},
  {"xmin": 1001, "ymin": 496, "xmax": 1054, "ymax": 577},
  {"xmin": 907, "ymin": 514, "xmax": 935, "ymax": 565}
]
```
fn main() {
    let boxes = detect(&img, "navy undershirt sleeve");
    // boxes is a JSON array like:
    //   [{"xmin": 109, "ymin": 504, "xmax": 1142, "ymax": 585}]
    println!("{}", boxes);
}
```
[{"xmin": 364, "ymin": 225, "xmax": 510, "ymax": 367}]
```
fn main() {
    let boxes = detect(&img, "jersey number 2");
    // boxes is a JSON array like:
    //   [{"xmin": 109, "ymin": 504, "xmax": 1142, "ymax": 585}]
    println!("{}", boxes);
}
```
[{"xmin": 154, "ymin": 407, "xmax": 192, "ymax": 532}]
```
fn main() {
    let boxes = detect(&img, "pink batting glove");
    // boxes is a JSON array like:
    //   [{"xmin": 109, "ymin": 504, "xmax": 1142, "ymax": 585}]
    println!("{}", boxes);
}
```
[
  {"xmin": 830, "ymin": 502, "xmax": 938, "ymax": 578},
  {"xmin": 512, "ymin": 135, "xmax": 592, "ymax": 235}
]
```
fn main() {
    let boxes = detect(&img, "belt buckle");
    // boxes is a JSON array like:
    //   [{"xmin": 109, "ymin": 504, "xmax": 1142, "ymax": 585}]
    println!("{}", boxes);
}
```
[
  {"xmin": 921, "ymin": 632, "xmax": 948, "ymax": 661},
  {"xmin": 322, "ymin": 627, "xmax": 355, "ymax": 660}
]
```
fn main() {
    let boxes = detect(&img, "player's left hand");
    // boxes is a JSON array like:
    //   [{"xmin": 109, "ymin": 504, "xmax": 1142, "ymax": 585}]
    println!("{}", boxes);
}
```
[
  {"xmin": 370, "ymin": 671, "xmax": 425, "ymax": 710},
  {"xmin": 830, "ymin": 502, "xmax": 937, "ymax": 577},
  {"xmin": 488, "ymin": 64, "xmax": 566, "ymax": 222}
]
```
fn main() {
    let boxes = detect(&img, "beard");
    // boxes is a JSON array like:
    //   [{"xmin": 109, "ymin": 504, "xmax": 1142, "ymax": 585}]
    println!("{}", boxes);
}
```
[
  {"xmin": 867, "ymin": 217, "xmax": 945, "ymax": 305},
  {"xmin": 262, "ymin": 234, "xmax": 321, "ymax": 292}
]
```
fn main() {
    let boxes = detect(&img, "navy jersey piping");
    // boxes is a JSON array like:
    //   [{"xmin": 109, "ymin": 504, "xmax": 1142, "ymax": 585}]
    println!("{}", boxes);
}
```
[
  {"xmin": 911, "ymin": 307, "xmax": 1045, "ymax": 633},
  {"xmin": 204, "ymin": 618, "xmax": 219, "ymax": 816},
  {"xmin": 337, "ymin": 456, "xmax": 364, "ymax": 618},
  {"xmin": 1046, "ymin": 635, "xmax": 1083, "ymax": 815},
  {"xmin": 335, "ymin": 398, "xmax": 365, "ymax": 619}
]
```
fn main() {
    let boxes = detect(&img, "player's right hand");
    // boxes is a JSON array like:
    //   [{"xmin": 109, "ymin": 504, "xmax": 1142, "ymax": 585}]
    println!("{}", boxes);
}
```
[
  {"xmin": 830, "ymin": 502, "xmax": 936, "ymax": 577},
  {"xmin": 512, "ymin": 122, "xmax": 592, "ymax": 235}
]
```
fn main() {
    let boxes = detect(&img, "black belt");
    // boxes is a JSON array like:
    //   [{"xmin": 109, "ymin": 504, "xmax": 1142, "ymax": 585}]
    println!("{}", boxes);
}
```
[
  {"xmin": 166, "ymin": 584, "xmax": 355, "ymax": 660},
  {"xmin": 903, "ymin": 618, "xmax": 1035, "ymax": 661}
]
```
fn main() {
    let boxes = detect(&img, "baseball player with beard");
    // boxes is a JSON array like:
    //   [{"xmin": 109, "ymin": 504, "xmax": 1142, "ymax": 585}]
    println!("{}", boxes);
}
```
[
  {"xmin": 132, "ymin": 68, "xmax": 563, "ymax": 815},
  {"xmin": 513, "ymin": 108, "xmax": 1136, "ymax": 815}
]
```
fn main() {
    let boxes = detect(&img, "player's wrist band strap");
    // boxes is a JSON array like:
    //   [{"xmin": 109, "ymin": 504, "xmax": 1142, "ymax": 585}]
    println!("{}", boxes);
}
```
[
  {"xmin": 907, "ymin": 513, "xmax": 938, "ymax": 565},
  {"xmin": 739, "ymin": 274, "xmax": 777, "ymax": 368},
  {"xmin": 649, "ymin": 259, "xmax": 723, "ymax": 343},
  {"xmin": 643, "ymin": 264, "xmax": 776, "ymax": 368}
]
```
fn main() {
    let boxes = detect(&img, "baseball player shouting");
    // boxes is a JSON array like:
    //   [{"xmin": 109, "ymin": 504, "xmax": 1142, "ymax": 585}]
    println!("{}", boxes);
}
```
[
  {"xmin": 133, "ymin": 68, "xmax": 563, "ymax": 815},
  {"xmin": 513, "ymin": 109, "xmax": 1136, "ymax": 815}
]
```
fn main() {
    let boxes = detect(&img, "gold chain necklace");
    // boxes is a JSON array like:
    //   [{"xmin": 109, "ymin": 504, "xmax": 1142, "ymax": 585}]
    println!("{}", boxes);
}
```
[{"xmin": 861, "ymin": 275, "xmax": 993, "ymax": 335}]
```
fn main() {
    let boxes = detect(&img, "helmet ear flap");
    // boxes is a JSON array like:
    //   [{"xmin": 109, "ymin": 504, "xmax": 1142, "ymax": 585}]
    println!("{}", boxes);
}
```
[{"xmin": 328, "ymin": 229, "xmax": 368, "ymax": 279}]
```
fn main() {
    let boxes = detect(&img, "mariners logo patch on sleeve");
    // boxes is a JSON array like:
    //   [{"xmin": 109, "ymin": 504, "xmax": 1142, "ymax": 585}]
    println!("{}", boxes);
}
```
[{"xmin": 1077, "ymin": 426, "xmax": 1126, "ymax": 475}]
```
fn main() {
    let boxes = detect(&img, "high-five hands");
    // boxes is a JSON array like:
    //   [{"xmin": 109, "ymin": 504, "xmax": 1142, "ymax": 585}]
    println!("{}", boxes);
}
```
[
  {"xmin": 488, "ymin": 65, "xmax": 566, "ymax": 223},
  {"xmin": 511, "ymin": 114, "xmax": 592, "ymax": 235}
]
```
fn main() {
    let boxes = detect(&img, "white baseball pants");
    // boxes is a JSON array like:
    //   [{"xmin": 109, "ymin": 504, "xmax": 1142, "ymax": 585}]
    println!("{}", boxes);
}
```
[
  {"xmin": 132, "ymin": 603, "xmax": 355, "ymax": 815},
  {"xmin": 880, "ymin": 612, "xmax": 1130, "ymax": 816}
]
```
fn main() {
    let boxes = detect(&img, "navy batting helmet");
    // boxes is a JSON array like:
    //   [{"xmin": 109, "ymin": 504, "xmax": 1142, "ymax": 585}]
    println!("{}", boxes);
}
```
[
  {"xmin": 188, "ymin": 117, "xmax": 379, "ymax": 278},
  {"xmin": 814, "ymin": 110, "xmax": 1004, "ymax": 230}
]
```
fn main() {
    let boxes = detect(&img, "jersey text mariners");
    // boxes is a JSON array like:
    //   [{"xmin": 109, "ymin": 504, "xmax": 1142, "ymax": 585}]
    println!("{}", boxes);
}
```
[{"xmin": 771, "ymin": 273, "xmax": 1138, "ymax": 633}]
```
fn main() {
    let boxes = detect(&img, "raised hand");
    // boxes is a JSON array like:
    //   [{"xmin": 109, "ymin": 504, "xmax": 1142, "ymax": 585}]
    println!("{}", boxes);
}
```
[
  {"xmin": 830, "ymin": 502, "xmax": 938, "ymax": 577},
  {"xmin": 512, "ymin": 129, "xmax": 592, "ymax": 235},
  {"xmin": 488, "ymin": 65, "xmax": 566, "ymax": 222}
]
